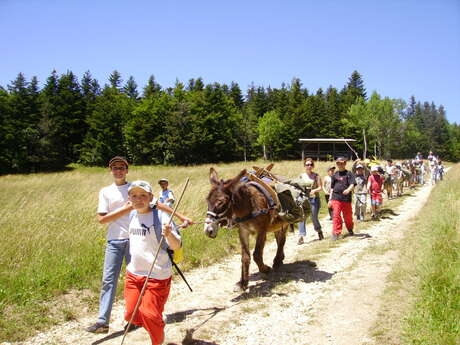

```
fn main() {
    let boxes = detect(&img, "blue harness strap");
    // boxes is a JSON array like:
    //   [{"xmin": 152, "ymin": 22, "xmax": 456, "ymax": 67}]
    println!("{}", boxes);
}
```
[{"xmin": 233, "ymin": 181, "xmax": 276, "ymax": 223}]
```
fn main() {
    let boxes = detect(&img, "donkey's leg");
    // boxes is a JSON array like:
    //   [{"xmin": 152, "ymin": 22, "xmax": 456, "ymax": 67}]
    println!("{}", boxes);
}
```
[
  {"xmin": 253, "ymin": 230, "xmax": 271, "ymax": 274},
  {"xmin": 235, "ymin": 229, "xmax": 251, "ymax": 292},
  {"xmin": 273, "ymin": 226, "xmax": 287, "ymax": 269}
]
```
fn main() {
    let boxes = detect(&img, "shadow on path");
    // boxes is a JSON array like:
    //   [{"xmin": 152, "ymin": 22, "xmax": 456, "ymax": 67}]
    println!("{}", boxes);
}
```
[
  {"xmin": 91, "ymin": 330, "xmax": 125, "ymax": 345},
  {"xmin": 232, "ymin": 260, "xmax": 334, "ymax": 302}
]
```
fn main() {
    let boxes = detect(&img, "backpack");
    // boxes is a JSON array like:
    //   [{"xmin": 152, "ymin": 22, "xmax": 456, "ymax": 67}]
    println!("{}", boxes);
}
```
[{"xmin": 129, "ymin": 208, "xmax": 184, "ymax": 264}]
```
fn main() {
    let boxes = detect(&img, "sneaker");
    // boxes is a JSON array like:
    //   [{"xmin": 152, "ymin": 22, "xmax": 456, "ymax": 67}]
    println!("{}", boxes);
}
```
[
  {"xmin": 124, "ymin": 323, "xmax": 140, "ymax": 333},
  {"xmin": 318, "ymin": 231, "xmax": 324, "ymax": 240},
  {"xmin": 86, "ymin": 322, "xmax": 109, "ymax": 334},
  {"xmin": 297, "ymin": 236, "xmax": 304, "ymax": 245},
  {"xmin": 331, "ymin": 234, "xmax": 339, "ymax": 241}
]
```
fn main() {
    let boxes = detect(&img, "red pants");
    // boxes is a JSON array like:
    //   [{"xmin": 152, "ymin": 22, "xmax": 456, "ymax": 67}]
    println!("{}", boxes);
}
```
[
  {"xmin": 124, "ymin": 271, "xmax": 171, "ymax": 345},
  {"xmin": 331, "ymin": 200, "xmax": 354, "ymax": 235}
]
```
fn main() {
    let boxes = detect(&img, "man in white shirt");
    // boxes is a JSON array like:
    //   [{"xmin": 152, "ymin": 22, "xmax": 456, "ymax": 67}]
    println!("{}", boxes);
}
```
[{"xmin": 86, "ymin": 156, "xmax": 133, "ymax": 334}]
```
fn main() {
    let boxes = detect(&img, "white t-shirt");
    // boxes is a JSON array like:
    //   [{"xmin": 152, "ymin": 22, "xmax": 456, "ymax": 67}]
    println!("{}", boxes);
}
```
[
  {"xmin": 386, "ymin": 165, "xmax": 395, "ymax": 175},
  {"xmin": 97, "ymin": 182, "xmax": 131, "ymax": 240},
  {"xmin": 127, "ymin": 210, "xmax": 181, "ymax": 280}
]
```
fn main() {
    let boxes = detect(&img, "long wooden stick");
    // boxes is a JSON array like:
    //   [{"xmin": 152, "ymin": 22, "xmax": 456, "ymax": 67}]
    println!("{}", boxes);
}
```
[{"xmin": 121, "ymin": 178, "xmax": 190, "ymax": 345}]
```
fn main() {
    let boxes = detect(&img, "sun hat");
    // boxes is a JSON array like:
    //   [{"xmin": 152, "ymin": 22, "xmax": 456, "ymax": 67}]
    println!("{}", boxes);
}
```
[
  {"xmin": 128, "ymin": 180, "xmax": 153, "ymax": 194},
  {"xmin": 158, "ymin": 178, "xmax": 169, "ymax": 184},
  {"xmin": 108, "ymin": 156, "xmax": 128, "ymax": 168}
]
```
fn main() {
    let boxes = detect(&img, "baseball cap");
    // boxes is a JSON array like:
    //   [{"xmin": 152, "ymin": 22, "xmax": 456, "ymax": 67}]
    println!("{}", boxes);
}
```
[
  {"xmin": 109, "ymin": 156, "xmax": 129, "ymax": 168},
  {"xmin": 371, "ymin": 166, "xmax": 379, "ymax": 172},
  {"xmin": 158, "ymin": 178, "xmax": 169, "ymax": 183},
  {"xmin": 128, "ymin": 180, "xmax": 153, "ymax": 194},
  {"xmin": 336, "ymin": 156, "xmax": 347, "ymax": 162},
  {"xmin": 328, "ymin": 166, "xmax": 336, "ymax": 171},
  {"xmin": 356, "ymin": 164, "xmax": 364, "ymax": 169}
]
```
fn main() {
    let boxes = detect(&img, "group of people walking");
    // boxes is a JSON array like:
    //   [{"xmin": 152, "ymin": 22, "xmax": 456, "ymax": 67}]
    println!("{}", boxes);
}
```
[
  {"xmin": 296, "ymin": 150, "xmax": 442, "ymax": 244},
  {"xmin": 296, "ymin": 156, "xmax": 359, "ymax": 244},
  {"xmin": 86, "ymin": 156, "xmax": 193, "ymax": 345}
]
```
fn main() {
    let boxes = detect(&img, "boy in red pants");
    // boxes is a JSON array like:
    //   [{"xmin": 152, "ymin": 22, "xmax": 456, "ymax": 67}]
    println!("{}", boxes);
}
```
[
  {"xmin": 328, "ymin": 157, "xmax": 356, "ymax": 240},
  {"xmin": 125, "ymin": 180, "xmax": 192, "ymax": 345}
]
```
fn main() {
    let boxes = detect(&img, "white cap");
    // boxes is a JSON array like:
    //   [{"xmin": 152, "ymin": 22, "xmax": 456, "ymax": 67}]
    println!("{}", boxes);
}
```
[{"xmin": 128, "ymin": 180, "xmax": 153, "ymax": 194}]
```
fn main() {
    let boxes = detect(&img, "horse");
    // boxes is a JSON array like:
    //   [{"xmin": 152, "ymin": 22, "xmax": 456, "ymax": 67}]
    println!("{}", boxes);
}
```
[{"xmin": 204, "ymin": 168, "xmax": 290, "ymax": 292}]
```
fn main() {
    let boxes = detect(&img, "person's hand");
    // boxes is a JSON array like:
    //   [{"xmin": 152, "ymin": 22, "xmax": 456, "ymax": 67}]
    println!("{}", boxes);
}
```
[
  {"xmin": 124, "ymin": 201, "xmax": 133, "ymax": 210},
  {"xmin": 181, "ymin": 217, "xmax": 194, "ymax": 228},
  {"xmin": 328, "ymin": 201, "xmax": 333, "ymax": 208},
  {"xmin": 343, "ymin": 190, "xmax": 350, "ymax": 195},
  {"xmin": 309, "ymin": 191, "xmax": 315, "ymax": 198},
  {"xmin": 162, "ymin": 223, "xmax": 173, "ymax": 237}
]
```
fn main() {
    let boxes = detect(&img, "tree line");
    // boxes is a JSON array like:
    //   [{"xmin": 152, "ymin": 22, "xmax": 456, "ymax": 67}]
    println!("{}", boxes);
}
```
[{"xmin": 0, "ymin": 70, "xmax": 459, "ymax": 174}]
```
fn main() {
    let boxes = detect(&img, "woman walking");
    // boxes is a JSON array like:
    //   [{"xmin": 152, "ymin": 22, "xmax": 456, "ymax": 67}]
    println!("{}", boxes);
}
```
[{"xmin": 298, "ymin": 158, "xmax": 324, "ymax": 244}]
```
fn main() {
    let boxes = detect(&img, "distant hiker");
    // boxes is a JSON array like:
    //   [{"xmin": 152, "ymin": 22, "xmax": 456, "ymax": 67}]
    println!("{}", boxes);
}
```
[
  {"xmin": 367, "ymin": 166, "xmax": 384, "ymax": 219},
  {"xmin": 438, "ymin": 160, "xmax": 444, "ymax": 181},
  {"xmin": 158, "ymin": 178, "xmax": 175, "ymax": 208},
  {"xmin": 329, "ymin": 157, "xmax": 356, "ymax": 240},
  {"xmin": 125, "ymin": 180, "xmax": 192, "ymax": 345},
  {"xmin": 415, "ymin": 152, "xmax": 423, "ymax": 161},
  {"xmin": 353, "ymin": 164, "xmax": 368, "ymax": 222},
  {"xmin": 429, "ymin": 155, "xmax": 438, "ymax": 185},
  {"xmin": 427, "ymin": 151, "xmax": 434, "ymax": 162},
  {"xmin": 86, "ymin": 156, "xmax": 133, "ymax": 334},
  {"xmin": 322, "ymin": 166, "xmax": 335, "ymax": 220},
  {"xmin": 297, "ymin": 158, "xmax": 324, "ymax": 244}
]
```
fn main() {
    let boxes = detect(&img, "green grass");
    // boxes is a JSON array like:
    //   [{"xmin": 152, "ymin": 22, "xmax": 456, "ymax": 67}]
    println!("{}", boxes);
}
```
[
  {"xmin": 0, "ymin": 159, "xmax": 334, "ymax": 342},
  {"xmin": 372, "ymin": 165, "xmax": 460, "ymax": 345}
]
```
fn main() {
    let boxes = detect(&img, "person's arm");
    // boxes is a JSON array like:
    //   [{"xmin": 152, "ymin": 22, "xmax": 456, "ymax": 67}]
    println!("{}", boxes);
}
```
[
  {"xmin": 97, "ymin": 201, "xmax": 133, "ymax": 224},
  {"xmin": 162, "ymin": 223, "xmax": 181, "ymax": 250},
  {"xmin": 343, "ymin": 172, "xmax": 355, "ymax": 195},
  {"xmin": 311, "ymin": 174, "xmax": 322, "ymax": 195},
  {"xmin": 322, "ymin": 176, "xmax": 329, "ymax": 195},
  {"xmin": 367, "ymin": 178, "xmax": 372, "ymax": 194},
  {"xmin": 156, "ymin": 201, "xmax": 193, "ymax": 227}
]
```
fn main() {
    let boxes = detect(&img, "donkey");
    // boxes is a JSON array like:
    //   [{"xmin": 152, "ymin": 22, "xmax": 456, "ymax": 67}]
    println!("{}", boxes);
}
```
[{"xmin": 204, "ymin": 168, "xmax": 289, "ymax": 292}]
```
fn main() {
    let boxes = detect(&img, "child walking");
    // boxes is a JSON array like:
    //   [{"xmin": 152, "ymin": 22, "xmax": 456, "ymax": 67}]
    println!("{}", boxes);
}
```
[
  {"xmin": 125, "ymin": 180, "xmax": 192, "ymax": 345},
  {"xmin": 367, "ymin": 166, "xmax": 384, "ymax": 219},
  {"xmin": 353, "ymin": 164, "xmax": 368, "ymax": 222}
]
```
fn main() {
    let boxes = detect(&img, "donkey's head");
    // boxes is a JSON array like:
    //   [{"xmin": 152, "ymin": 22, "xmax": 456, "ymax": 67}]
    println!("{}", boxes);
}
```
[{"xmin": 204, "ymin": 167, "xmax": 246, "ymax": 238}]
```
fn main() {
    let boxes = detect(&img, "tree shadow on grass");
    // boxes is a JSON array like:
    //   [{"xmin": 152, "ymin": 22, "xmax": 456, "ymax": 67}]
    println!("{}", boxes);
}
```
[{"xmin": 231, "ymin": 260, "xmax": 334, "ymax": 302}]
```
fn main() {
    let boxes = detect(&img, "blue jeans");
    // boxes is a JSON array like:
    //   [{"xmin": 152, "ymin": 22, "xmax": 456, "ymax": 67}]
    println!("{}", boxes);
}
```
[
  {"xmin": 97, "ymin": 239, "xmax": 130, "ymax": 325},
  {"xmin": 298, "ymin": 197, "xmax": 322, "ymax": 236}
]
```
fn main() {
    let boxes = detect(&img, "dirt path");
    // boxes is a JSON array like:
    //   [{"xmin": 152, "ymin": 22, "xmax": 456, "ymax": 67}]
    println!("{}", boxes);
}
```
[{"xmin": 8, "ymin": 183, "xmax": 435, "ymax": 345}]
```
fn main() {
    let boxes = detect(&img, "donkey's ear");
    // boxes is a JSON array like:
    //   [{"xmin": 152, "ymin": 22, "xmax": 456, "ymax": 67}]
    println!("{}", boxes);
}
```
[
  {"xmin": 209, "ymin": 167, "xmax": 219, "ymax": 185},
  {"xmin": 225, "ymin": 169, "xmax": 247, "ymax": 190}
]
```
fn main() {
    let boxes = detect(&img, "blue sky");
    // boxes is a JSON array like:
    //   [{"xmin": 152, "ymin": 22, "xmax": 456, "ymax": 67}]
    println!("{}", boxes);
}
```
[{"xmin": 1, "ymin": 0, "xmax": 459, "ymax": 123}]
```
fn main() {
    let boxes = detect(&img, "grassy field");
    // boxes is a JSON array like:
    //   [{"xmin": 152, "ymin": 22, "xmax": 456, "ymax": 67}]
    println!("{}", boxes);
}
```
[
  {"xmin": 372, "ymin": 165, "xmax": 460, "ymax": 345},
  {"xmin": 0, "ymin": 159, "xmax": 335, "ymax": 342}
]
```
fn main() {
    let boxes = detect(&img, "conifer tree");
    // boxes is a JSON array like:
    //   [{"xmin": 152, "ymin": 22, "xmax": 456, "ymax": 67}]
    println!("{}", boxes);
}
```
[
  {"xmin": 143, "ymin": 75, "xmax": 162, "ymax": 98},
  {"xmin": 123, "ymin": 76, "xmax": 139, "ymax": 99},
  {"xmin": 108, "ymin": 70, "xmax": 122, "ymax": 90}
]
